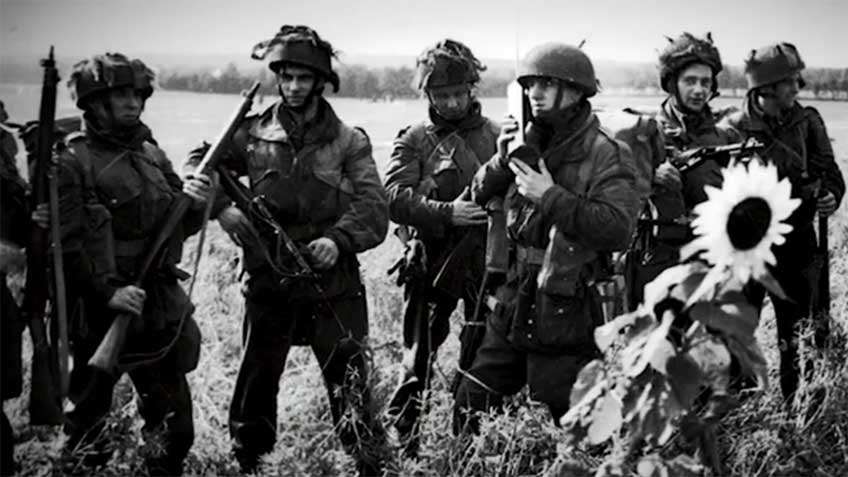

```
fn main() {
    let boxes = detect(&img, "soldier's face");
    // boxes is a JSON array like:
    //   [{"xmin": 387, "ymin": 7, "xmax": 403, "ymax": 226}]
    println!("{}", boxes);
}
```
[
  {"xmin": 277, "ymin": 65, "xmax": 318, "ymax": 107},
  {"xmin": 771, "ymin": 74, "xmax": 801, "ymax": 109},
  {"xmin": 675, "ymin": 63, "xmax": 713, "ymax": 112},
  {"xmin": 101, "ymin": 87, "xmax": 144, "ymax": 127},
  {"xmin": 525, "ymin": 77, "xmax": 581, "ymax": 116},
  {"xmin": 427, "ymin": 84, "xmax": 472, "ymax": 120}
]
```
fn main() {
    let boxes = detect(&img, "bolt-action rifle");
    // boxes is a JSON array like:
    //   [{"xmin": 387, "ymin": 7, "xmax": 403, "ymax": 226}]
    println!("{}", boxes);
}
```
[
  {"xmin": 87, "ymin": 82, "xmax": 261, "ymax": 373},
  {"xmin": 22, "ymin": 47, "xmax": 67, "ymax": 424}
]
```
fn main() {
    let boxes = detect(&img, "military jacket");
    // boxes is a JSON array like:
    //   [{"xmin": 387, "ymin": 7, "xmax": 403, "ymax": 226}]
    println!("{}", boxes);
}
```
[
  {"xmin": 199, "ymin": 98, "xmax": 388, "ymax": 298},
  {"xmin": 472, "ymin": 112, "xmax": 640, "ymax": 352},
  {"xmin": 656, "ymin": 98, "xmax": 741, "ymax": 208},
  {"xmin": 721, "ymin": 99, "xmax": 845, "ymax": 228},
  {"xmin": 384, "ymin": 104, "xmax": 499, "ymax": 240},
  {"xmin": 56, "ymin": 123, "xmax": 202, "ymax": 371}
]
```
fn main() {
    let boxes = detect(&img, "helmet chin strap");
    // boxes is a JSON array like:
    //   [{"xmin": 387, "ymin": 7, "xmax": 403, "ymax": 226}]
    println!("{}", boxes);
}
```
[{"xmin": 534, "ymin": 82, "xmax": 567, "ymax": 122}]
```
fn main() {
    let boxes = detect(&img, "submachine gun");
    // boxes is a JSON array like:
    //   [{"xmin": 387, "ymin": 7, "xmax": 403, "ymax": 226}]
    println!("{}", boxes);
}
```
[
  {"xmin": 668, "ymin": 137, "xmax": 765, "ymax": 172},
  {"xmin": 215, "ymin": 167, "xmax": 319, "ymax": 288}
]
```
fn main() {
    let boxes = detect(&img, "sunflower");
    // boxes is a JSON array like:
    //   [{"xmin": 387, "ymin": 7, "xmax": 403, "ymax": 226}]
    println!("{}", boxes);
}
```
[{"xmin": 680, "ymin": 160, "xmax": 800, "ymax": 303}]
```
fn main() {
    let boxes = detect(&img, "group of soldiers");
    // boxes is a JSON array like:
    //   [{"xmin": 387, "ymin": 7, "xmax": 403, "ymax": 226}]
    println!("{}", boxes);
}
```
[{"xmin": 0, "ymin": 23, "xmax": 843, "ymax": 477}]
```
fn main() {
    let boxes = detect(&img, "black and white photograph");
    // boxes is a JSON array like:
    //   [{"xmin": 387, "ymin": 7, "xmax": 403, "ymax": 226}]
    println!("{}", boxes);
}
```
[{"xmin": 1, "ymin": 0, "xmax": 847, "ymax": 475}]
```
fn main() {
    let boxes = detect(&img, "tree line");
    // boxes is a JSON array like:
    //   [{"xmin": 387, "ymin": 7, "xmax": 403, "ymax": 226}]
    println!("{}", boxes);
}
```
[{"xmin": 156, "ymin": 62, "xmax": 848, "ymax": 100}]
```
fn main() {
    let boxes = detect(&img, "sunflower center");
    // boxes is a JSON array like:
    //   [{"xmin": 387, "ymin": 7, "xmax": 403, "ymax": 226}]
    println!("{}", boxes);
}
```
[{"xmin": 726, "ymin": 197, "xmax": 772, "ymax": 250}]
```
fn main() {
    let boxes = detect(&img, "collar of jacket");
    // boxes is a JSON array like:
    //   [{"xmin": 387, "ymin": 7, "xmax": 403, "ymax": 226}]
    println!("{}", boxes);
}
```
[
  {"xmin": 660, "ymin": 95, "xmax": 717, "ymax": 137},
  {"xmin": 83, "ymin": 113, "xmax": 155, "ymax": 150},
  {"xmin": 425, "ymin": 100, "xmax": 486, "ymax": 135},
  {"xmin": 249, "ymin": 96, "xmax": 340, "ymax": 145},
  {"xmin": 742, "ymin": 93, "xmax": 805, "ymax": 134},
  {"xmin": 537, "ymin": 111, "xmax": 600, "ymax": 174},
  {"xmin": 527, "ymin": 100, "xmax": 593, "ymax": 155}
]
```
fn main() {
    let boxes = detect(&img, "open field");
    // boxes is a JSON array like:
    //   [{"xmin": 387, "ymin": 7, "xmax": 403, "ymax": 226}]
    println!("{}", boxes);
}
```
[{"xmin": 2, "ymin": 84, "xmax": 848, "ymax": 476}]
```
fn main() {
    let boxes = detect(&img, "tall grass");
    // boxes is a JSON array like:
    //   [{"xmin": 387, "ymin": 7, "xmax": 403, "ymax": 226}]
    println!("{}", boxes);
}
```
[{"xmin": 4, "ymin": 153, "xmax": 848, "ymax": 477}]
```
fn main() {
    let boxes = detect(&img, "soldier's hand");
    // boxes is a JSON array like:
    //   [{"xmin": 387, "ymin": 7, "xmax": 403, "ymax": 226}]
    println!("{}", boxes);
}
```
[
  {"xmin": 509, "ymin": 158, "xmax": 554, "ymax": 204},
  {"xmin": 108, "ymin": 285, "xmax": 146, "ymax": 316},
  {"xmin": 308, "ymin": 237, "xmax": 339, "ymax": 270},
  {"xmin": 496, "ymin": 115, "xmax": 521, "ymax": 161},
  {"xmin": 31, "ymin": 203, "xmax": 50, "ymax": 229},
  {"xmin": 451, "ymin": 198, "xmax": 488, "ymax": 226},
  {"xmin": 817, "ymin": 190, "xmax": 837, "ymax": 217},
  {"xmin": 183, "ymin": 172, "xmax": 213, "ymax": 209},
  {"xmin": 654, "ymin": 161, "xmax": 682, "ymax": 192},
  {"xmin": 218, "ymin": 206, "xmax": 251, "ymax": 246}
]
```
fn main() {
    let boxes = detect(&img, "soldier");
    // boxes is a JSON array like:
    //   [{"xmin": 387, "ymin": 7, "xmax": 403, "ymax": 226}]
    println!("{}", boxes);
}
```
[
  {"xmin": 34, "ymin": 53, "xmax": 212, "ymax": 476},
  {"xmin": 187, "ymin": 25, "xmax": 389, "ymax": 475},
  {"xmin": 0, "ymin": 100, "xmax": 27, "ymax": 477},
  {"xmin": 720, "ymin": 43, "xmax": 844, "ymax": 401},
  {"xmin": 452, "ymin": 43, "xmax": 640, "ymax": 429},
  {"xmin": 383, "ymin": 39, "xmax": 497, "ymax": 454},
  {"xmin": 625, "ymin": 32, "xmax": 741, "ymax": 306}
]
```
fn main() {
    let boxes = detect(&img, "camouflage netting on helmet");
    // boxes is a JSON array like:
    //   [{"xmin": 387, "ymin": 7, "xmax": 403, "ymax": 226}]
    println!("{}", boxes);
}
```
[
  {"xmin": 517, "ymin": 43, "xmax": 598, "ymax": 97},
  {"xmin": 414, "ymin": 39, "xmax": 486, "ymax": 90},
  {"xmin": 744, "ymin": 42, "xmax": 806, "ymax": 90},
  {"xmin": 68, "ymin": 53, "xmax": 155, "ymax": 108},
  {"xmin": 658, "ymin": 32, "xmax": 722, "ymax": 94},
  {"xmin": 251, "ymin": 25, "xmax": 340, "ymax": 92}
]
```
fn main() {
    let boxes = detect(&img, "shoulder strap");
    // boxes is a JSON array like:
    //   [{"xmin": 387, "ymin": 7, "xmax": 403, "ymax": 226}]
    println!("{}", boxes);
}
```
[{"xmin": 64, "ymin": 132, "xmax": 97, "ymax": 192}]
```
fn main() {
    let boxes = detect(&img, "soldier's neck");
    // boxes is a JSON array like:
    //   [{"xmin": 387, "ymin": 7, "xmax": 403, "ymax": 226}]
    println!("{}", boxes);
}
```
[
  {"xmin": 283, "ymin": 97, "xmax": 319, "ymax": 125},
  {"xmin": 756, "ymin": 95, "xmax": 790, "ymax": 119}
]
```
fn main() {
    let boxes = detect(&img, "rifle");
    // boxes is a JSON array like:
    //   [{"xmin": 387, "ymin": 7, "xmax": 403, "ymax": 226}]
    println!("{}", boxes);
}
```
[
  {"xmin": 21, "ymin": 47, "xmax": 64, "ymax": 424},
  {"xmin": 812, "ymin": 212, "xmax": 830, "ymax": 347},
  {"xmin": 87, "ymin": 81, "xmax": 261, "ymax": 373},
  {"xmin": 386, "ymin": 225, "xmax": 429, "ymax": 429},
  {"xmin": 669, "ymin": 137, "xmax": 765, "ymax": 172}
]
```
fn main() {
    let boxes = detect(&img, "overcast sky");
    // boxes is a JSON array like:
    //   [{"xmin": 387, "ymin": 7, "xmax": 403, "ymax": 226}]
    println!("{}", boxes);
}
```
[{"xmin": 1, "ymin": 0, "xmax": 846, "ymax": 67}]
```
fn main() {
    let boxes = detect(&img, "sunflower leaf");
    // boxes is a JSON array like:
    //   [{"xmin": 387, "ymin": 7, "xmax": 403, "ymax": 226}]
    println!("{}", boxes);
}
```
[
  {"xmin": 723, "ymin": 334, "xmax": 769, "ymax": 388},
  {"xmin": 587, "ymin": 392, "xmax": 623, "ymax": 444},
  {"xmin": 595, "ymin": 310, "xmax": 640, "ymax": 352},
  {"xmin": 756, "ymin": 269, "xmax": 788, "ymax": 301},
  {"xmin": 666, "ymin": 354, "xmax": 703, "ymax": 408},
  {"xmin": 563, "ymin": 360, "xmax": 607, "ymax": 426},
  {"xmin": 689, "ymin": 300, "xmax": 759, "ymax": 341}
]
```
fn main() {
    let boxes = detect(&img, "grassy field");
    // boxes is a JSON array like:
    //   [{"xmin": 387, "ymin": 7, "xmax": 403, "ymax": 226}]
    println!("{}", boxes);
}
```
[{"xmin": 2, "ymin": 85, "xmax": 848, "ymax": 476}]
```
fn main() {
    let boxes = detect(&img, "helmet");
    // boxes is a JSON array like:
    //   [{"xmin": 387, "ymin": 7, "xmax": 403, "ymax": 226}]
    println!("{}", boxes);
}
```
[
  {"xmin": 517, "ymin": 43, "xmax": 598, "ymax": 97},
  {"xmin": 68, "ymin": 53, "xmax": 155, "ymax": 108},
  {"xmin": 414, "ymin": 39, "xmax": 485, "ymax": 90},
  {"xmin": 251, "ymin": 25, "xmax": 340, "ymax": 93},
  {"xmin": 744, "ymin": 42, "xmax": 806, "ymax": 89},
  {"xmin": 658, "ymin": 32, "xmax": 722, "ymax": 93}
]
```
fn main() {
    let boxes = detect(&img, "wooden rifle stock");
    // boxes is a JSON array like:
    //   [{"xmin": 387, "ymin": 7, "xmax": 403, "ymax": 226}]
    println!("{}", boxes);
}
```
[{"xmin": 87, "ymin": 82, "xmax": 261, "ymax": 373}]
